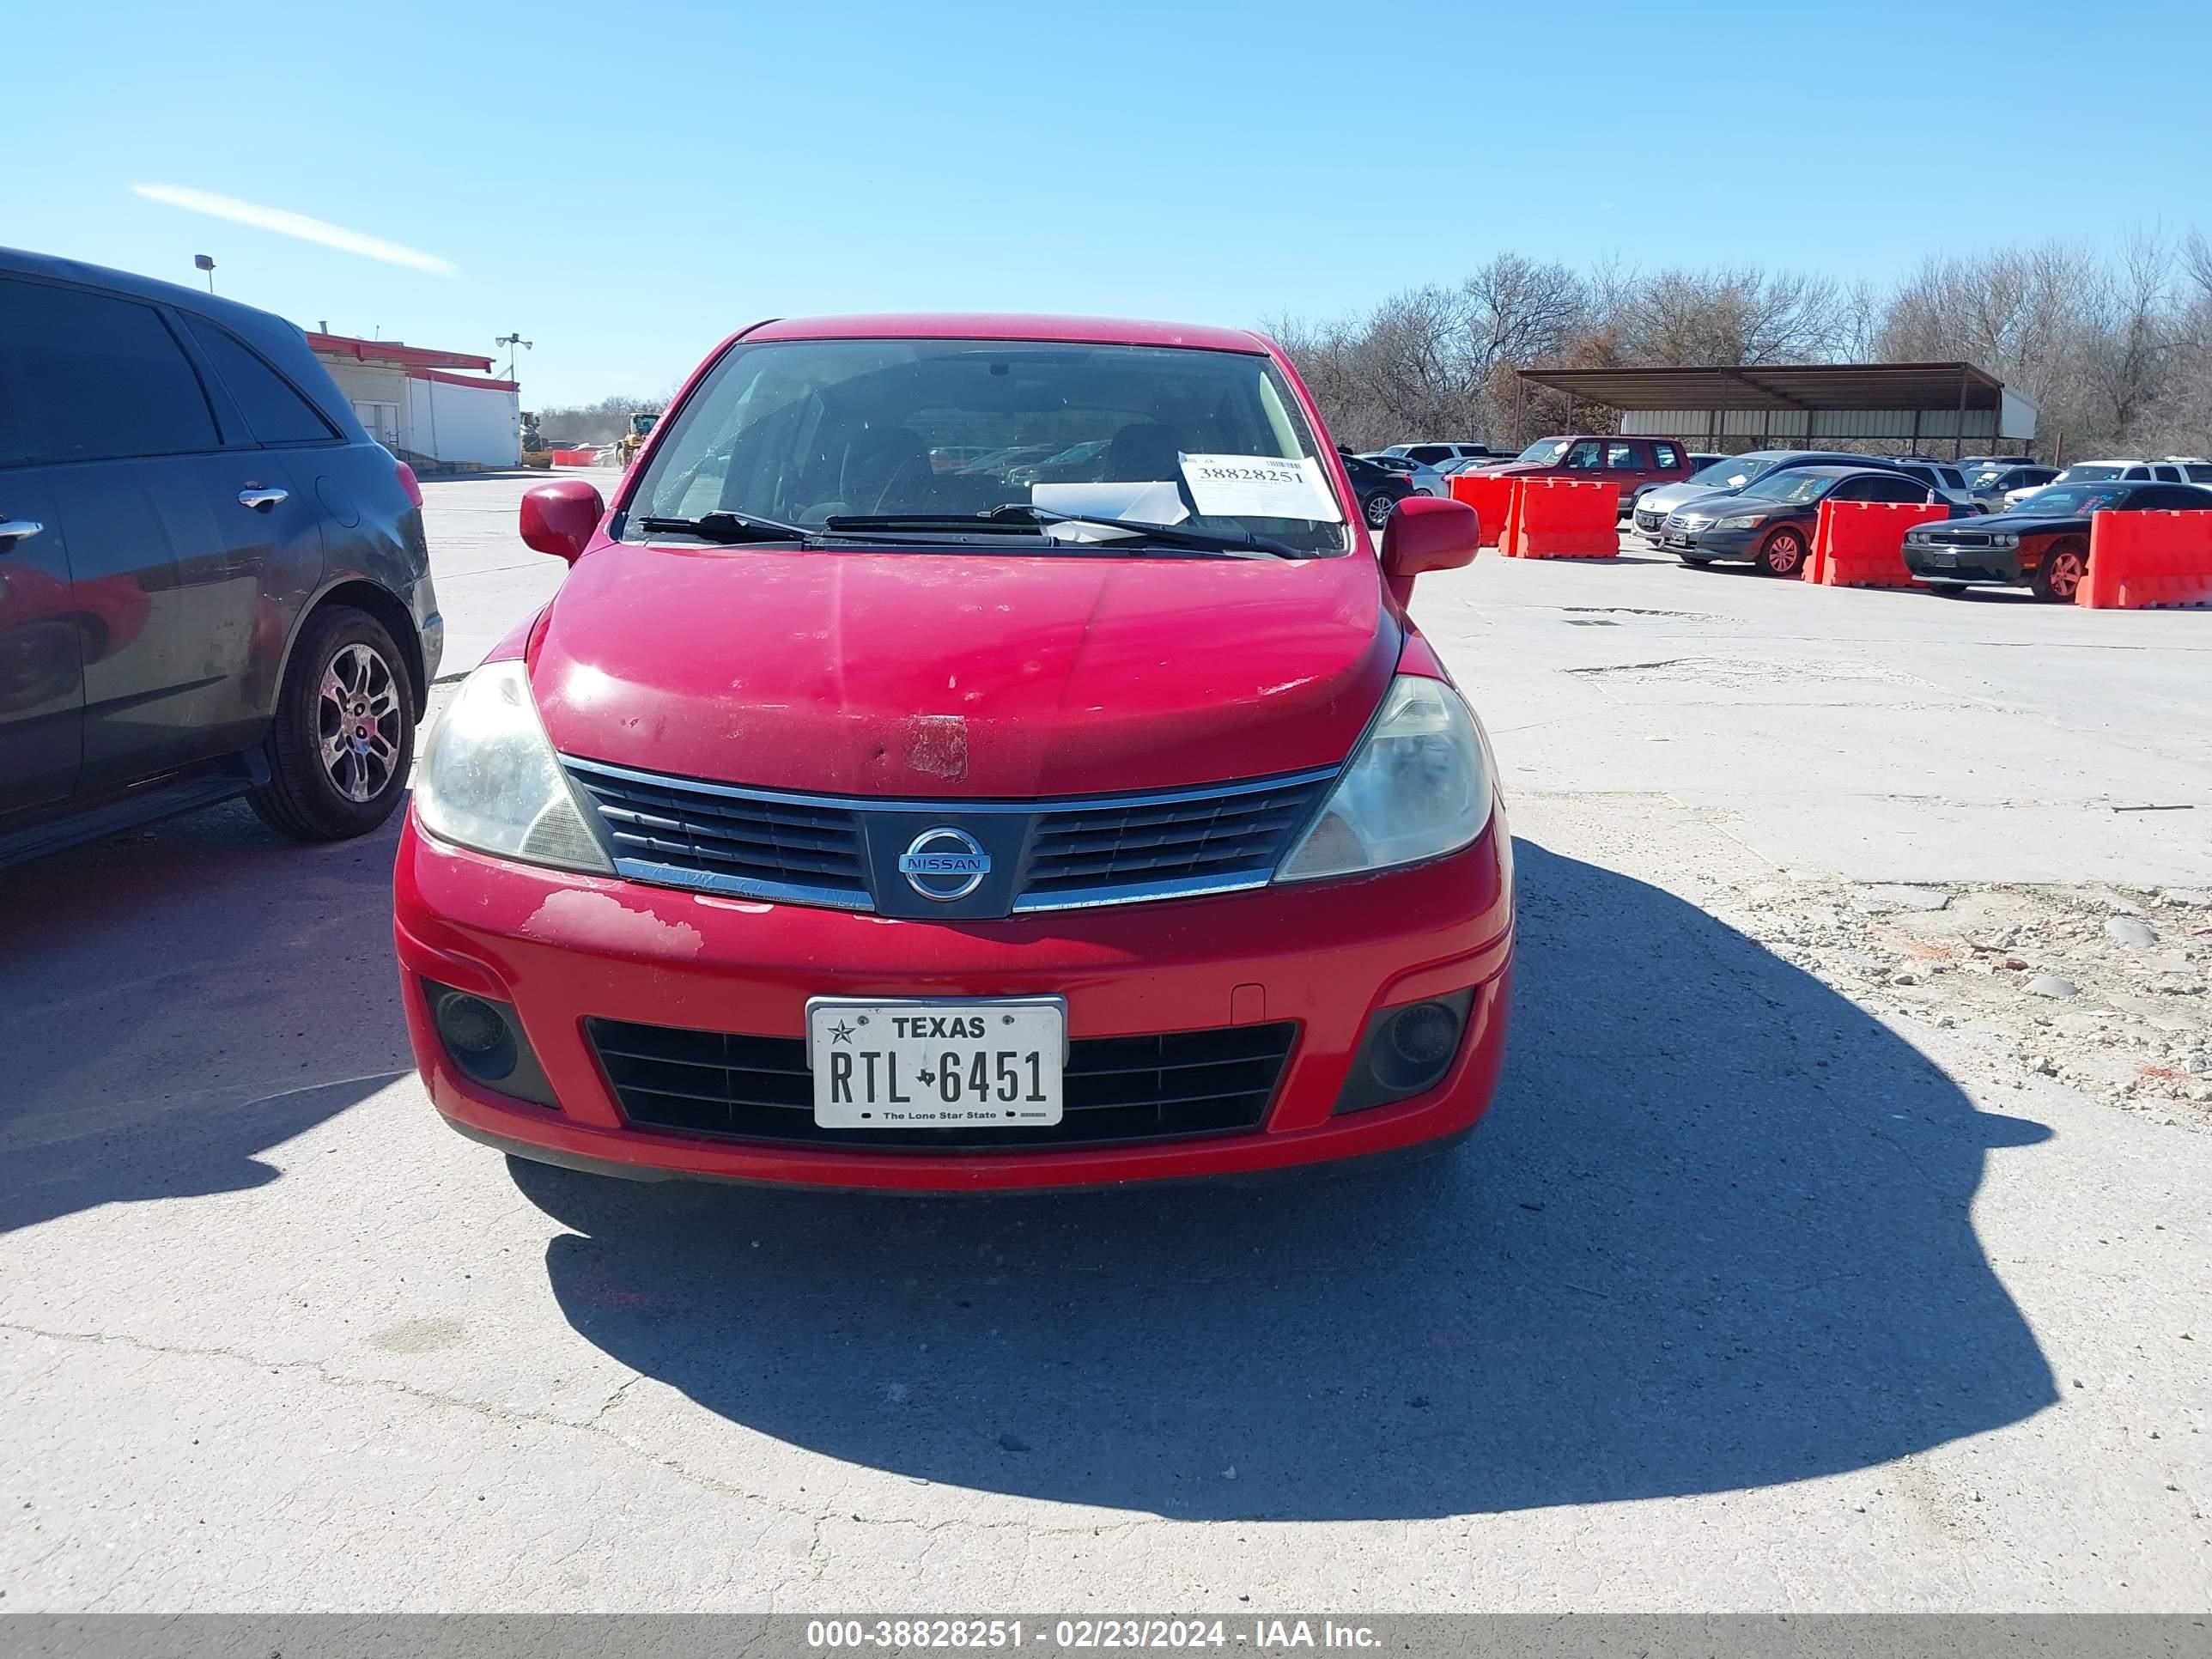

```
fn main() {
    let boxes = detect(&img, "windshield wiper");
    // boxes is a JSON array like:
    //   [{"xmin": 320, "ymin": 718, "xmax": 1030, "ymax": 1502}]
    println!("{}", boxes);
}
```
[
  {"xmin": 632, "ymin": 510, "xmax": 812, "ymax": 544},
  {"xmin": 824, "ymin": 507, "xmax": 1304, "ymax": 560}
]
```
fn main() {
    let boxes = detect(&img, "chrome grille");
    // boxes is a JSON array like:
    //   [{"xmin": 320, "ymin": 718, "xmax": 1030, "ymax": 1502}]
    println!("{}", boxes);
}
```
[
  {"xmin": 561, "ymin": 757, "xmax": 1334, "ymax": 915},
  {"xmin": 564, "ymin": 757, "xmax": 871, "ymax": 908},
  {"xmin": 1017, "ymin": 775, "xmax": 1330, "ymax": 910}
]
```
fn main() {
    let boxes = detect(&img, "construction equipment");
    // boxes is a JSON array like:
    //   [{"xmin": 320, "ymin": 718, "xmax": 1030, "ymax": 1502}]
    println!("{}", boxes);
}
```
[
  {"xmin": 616, "ymin": 410, "xmax": 660, "ymax": 467},
  {"xmin": 519, "ymin": 411, "xmax": 553, "ymax": 470}
]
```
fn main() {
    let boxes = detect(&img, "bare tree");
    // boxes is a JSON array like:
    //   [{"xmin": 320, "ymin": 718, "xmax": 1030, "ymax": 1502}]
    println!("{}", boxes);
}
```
[
  {"xmin": 1613, "ymin": 267, "xmax": 1844, "ymax": 365},
  {"xmin": 1273, "ymin": 232, "xmax": 2212, "ymax": 459}
]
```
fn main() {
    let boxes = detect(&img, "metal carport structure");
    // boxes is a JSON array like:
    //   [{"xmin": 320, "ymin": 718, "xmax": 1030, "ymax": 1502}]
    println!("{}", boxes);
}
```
[{"xmin": 1513, "ymin": 362, "xmax": 2039, "ymax": 459}]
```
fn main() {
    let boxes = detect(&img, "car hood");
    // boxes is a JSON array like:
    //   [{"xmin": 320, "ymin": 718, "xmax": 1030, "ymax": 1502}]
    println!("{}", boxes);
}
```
[
  {"xmin": 1920, "ymin": 509, "xmax": 2087, "ymax": 536},
  {"xmin": 1680, "ymin": 495, "xmax": 1810, "ymax": 521},
  {"xmin": 1640, "ymin": 482, "xmax": 1735, "ymax": 514},
  {"xmin": 529, "ymin": 542, "xmax": 1397, "ymax": 799}
]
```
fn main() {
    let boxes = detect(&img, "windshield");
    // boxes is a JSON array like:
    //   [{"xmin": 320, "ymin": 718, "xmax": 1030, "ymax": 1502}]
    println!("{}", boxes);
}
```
[
  {"xmin": 2057, "ymin": 464, "xmax": 2124, "ymax": 482},
  {"xmin": 2010, "ymin": 484, "xmax": 2128, "ymax": 515},
  {"xmin": 629, "ymin": 338, "xmax": 1349, "ymax": 556},
  {"xmin": 1687, "ymin": 456, "xmax": 1767, "ymax": 489},
  {"xmin": 1515, "ymin": 439, "xmax": 1572, "ymax": 465},
  {"xmin": 1738, "ymin": 471, "xmax": 1841, "ymax": 504}
]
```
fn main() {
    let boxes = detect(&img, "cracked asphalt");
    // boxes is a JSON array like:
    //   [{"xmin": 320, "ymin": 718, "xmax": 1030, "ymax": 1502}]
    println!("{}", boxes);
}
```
[{"xmin": 2, "ymin": 477, "xmax": 2208, "ymax": 1611}]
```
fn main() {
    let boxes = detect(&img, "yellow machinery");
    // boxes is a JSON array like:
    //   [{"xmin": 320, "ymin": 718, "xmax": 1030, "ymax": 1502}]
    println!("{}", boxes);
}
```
[
  {"xmin": 518, "ymin": 411, "xmax": 552, "ymax": 470},
  {"xmin": 616, "ymin": 410, "xmax": 660, "ymax": 466}
]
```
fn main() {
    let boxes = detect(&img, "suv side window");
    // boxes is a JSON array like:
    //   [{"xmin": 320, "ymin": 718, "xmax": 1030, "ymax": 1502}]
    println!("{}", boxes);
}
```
[
  {"xmin": 1565, "ymin": 440, "xmax": 1604, "ymax": 469},
  {"xmin": 1652, "ymin": 441, "xmax": 1681, "ymax": 469},
  {"xmin": 1863, "ymin": 475, "xmax": 1930, "ymax": 503},
  {"xmin": 1604, "ymin": 441, "xmax": 1642, "ymax": 469},
  {"xmin": 0, "ymin": 276, "xmax": 218, "ymax": 465},
  {"xmin": 183, "ymin": 317, "xmax": 338, "ymax": 446},
  {"xmin": 2152, "ymin": 464, "xmax": 2184, "ymax": 482}
]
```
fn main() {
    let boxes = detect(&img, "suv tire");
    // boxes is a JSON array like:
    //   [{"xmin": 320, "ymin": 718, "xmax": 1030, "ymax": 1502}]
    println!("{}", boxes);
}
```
[{"xmin": 249, "ymin": 605, "xmax": 416, "ymax": 841}]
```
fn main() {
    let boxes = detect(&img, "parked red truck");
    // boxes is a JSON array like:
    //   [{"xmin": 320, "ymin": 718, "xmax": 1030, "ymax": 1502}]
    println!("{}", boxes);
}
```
[{"xmin": 1476, "ymin": 434, "xmax": 1695, "ymax": 515}]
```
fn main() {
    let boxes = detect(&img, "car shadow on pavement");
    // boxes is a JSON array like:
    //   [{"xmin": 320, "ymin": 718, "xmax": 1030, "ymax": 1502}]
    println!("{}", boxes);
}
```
[
  {"xmin": 0, "ymin": 803, "xmax": 408, "ymax": 1235},
  {"xmin": 516, "ymin": 839, "xmax": 2058, "ymax": 1521}
]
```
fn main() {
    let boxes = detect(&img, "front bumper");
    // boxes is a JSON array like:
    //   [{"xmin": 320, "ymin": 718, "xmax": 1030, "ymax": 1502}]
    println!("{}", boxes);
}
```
[
  {"xmin": 1903, "ymin": 542, "xmax": 2022, "ymax": 584},
  {"xmin": 407, "ymin": 570, "xmax": 444, "ymax": 688},
  {"xmin": 392, "ymin": 811, "xmax": 1516, "ymax": 1192},
  {"xmin": 1660, "ymin": 522, "xmax": 1759, "ymax": 559}
]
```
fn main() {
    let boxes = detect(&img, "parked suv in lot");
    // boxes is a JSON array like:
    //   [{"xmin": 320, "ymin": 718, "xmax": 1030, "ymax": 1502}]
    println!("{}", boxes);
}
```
[
  {"xmin": 1382, "ymin": 442, "xmax": 1502, "ymax": 468},
  {"xmin": 0, "ymin": 246, "xmax": 440, "ymax": 864},
  {"xmin": 1480, "ymin": 434, "xmax": 1693, "ymax": 514}
]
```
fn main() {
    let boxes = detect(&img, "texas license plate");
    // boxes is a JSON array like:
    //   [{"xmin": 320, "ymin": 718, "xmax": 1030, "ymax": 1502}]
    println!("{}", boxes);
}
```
[{"xmin": 806, "ymin": 997, "xmax": 1066, "ymax": 1128}]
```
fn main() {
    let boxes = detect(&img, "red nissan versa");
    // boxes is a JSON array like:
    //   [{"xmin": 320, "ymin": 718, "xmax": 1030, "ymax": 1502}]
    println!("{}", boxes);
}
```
[{"xmin": 392, "ymin": 315, "xmax": 1514, "ymax": 1193}]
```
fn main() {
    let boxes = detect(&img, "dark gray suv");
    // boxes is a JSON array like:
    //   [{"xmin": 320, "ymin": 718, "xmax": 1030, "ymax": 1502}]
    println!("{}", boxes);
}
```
[{"xmin": 0, "ymin": 247, "xmax": 441, "ymax": 865}]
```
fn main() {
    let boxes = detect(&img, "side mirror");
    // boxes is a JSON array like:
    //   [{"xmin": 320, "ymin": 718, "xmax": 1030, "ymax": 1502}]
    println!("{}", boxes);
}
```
[
  {"xmin": 1381, "ymin": 495, "xmax": 1480, "ymax": 588},
  {"xmin": 520, "ymin": 480, "xmax": 605, "ymax": 564}
]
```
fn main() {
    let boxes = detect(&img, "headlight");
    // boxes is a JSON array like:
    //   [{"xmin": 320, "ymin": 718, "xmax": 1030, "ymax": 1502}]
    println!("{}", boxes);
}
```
[
  {"xmin": 1277, "ymin": 676, "xmax": 1493, "ymax": 883},
  {"xmin": 1717, "ymin": 513, "xmax": 1768, "ymax": 531},
  {"xmin": 1989, "ymin": 532, "xmax": 2021, "ymax": 548},
  {"xmin": 413, "ymin": 659, "xmax": 612, "ymax": 873}
]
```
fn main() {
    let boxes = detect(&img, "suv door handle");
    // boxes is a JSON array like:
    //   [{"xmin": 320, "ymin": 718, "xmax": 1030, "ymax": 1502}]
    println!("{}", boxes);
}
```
[
  {"xmin": 238, "ymin": 488, "xmax": 289, "ymax": 513},
  {"xmin": 0, "ymin": 518, "xmax": 44, "ymax": 547}
]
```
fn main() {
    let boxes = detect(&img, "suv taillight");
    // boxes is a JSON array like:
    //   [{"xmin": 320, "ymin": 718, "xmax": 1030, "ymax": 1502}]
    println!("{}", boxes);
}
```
[{"xmin": 395, "ymin": 459, "xmax": 424, "ymax": 508}]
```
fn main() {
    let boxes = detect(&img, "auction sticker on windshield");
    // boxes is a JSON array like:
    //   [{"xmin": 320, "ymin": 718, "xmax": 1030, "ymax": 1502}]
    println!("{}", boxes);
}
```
[
  {"xmin": 1181, "ymin": 453, "xmax": 1343, "ymax": 522},
  {"xmin": 807, "ymin": 997, "xmax": 1066, "ymax": 1128}
]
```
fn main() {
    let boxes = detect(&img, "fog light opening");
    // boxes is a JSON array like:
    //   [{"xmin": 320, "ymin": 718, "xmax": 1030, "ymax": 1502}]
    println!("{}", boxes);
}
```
[
  {"xmin": 1332, "ymin": 988, "xmax": 1476, "ymax": 1115},
  {"xmin": 1388, "ymin": 1001, "xmax": 1460, "ymax": 1073},
  {"xmin": 433, "ymin": 988, "xmax": 520, "ymax": 1082}
]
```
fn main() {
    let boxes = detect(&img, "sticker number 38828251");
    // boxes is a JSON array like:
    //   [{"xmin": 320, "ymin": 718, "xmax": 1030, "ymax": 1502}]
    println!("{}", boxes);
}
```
[{"xmin": 1180, "ymin": 454, "xmax": 1344, "ymax": 524}]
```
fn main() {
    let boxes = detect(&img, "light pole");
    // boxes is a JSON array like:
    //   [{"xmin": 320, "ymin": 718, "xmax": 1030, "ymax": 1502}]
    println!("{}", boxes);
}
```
[
  {"xmin": 495, "ymin": 332, "xmax": 532, "ymax": 381},
  {"xmin": 193, "ymin": 253, "xmax": 216, "ymax": 294}
]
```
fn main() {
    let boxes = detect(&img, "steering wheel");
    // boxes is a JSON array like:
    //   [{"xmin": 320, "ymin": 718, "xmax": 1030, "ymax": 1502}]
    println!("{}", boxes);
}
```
[{"xmin": 862, "ymin": 453, "xmax": 932, "ymax": 515}]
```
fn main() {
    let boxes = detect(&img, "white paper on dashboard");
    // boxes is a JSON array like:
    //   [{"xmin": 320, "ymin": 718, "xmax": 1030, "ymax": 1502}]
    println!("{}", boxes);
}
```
[
  {"xmin": 1179, "ymin": 454, "xmax": 1343, "ymax": 523},
  {"xmin": 1030, "ymin": 480, "xmax": 1190, "ymax": 530}
]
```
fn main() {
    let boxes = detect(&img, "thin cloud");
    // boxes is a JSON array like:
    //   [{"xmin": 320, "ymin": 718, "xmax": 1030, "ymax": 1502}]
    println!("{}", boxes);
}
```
[{"xmin": 131, "ymin": 184, "xmax": 458, "ymax": 277}]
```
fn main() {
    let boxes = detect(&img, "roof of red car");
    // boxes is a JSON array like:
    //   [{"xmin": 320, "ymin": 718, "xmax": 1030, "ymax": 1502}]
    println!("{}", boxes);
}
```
[{"xmin": 744, "ymin": 313, "xmax": 1270, "ymax": 353}]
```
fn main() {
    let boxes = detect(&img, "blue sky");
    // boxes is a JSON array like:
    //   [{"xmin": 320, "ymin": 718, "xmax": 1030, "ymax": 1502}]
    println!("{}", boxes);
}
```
[{"xmin": 10, "ymin": 0, "xmax": 2210, "ymax": 405}]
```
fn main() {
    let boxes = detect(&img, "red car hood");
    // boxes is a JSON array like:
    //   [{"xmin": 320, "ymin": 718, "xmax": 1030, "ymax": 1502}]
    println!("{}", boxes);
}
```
[{"xmin": 530, "ymin": 542, "xmax": 1398, "ymax": 798}]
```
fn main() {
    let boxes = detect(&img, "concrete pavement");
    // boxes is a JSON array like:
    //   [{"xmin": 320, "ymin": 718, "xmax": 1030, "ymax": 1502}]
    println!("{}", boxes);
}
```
[{"xmin": 1, "ymin": 480, "xmax": 2205, "ymax": 1612}]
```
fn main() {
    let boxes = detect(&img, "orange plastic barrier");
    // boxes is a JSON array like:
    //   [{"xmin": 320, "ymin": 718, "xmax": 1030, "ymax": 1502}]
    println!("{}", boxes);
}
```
[
  {"xmin": 1508, "ymin": 478, "xmax": 1618, "ymax": 558},
  {"xmin": 1803, "ymin": 499, "xmax": 1948, "ymax": 587},
  {"xmin": 551, "ymin": 448, "xmax": 599, "ymax": 465},
  {"xmin": 2078, "ymin": 509, "xmax": 2212, "ymax": 609},
  {"xmin": 1447, "ymin": 471, "xmax": 1518, "ymax": 550}
]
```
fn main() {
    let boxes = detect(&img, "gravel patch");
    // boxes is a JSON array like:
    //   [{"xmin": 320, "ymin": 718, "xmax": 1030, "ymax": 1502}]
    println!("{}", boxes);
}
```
[{"xmin": 1705, "ymin": 879, "xmax": 2212, "ymax": 1123}]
